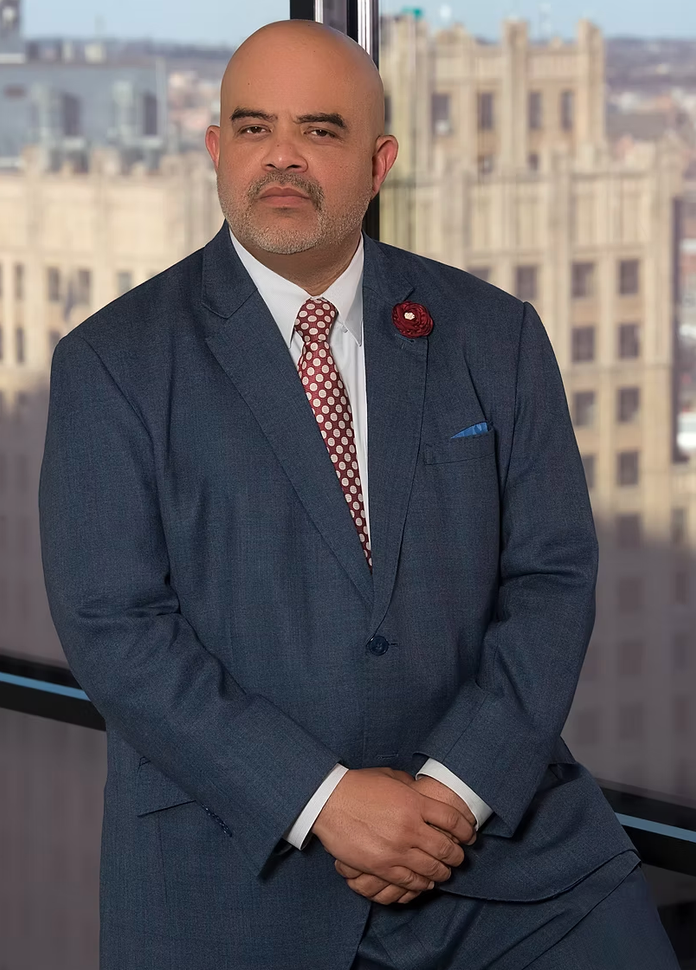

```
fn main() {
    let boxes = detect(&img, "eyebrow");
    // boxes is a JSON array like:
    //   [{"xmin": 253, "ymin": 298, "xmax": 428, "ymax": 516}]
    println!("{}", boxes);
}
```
[{"xmin": 230, "ymin": 108, "xmax": 348, "ymax": 130}]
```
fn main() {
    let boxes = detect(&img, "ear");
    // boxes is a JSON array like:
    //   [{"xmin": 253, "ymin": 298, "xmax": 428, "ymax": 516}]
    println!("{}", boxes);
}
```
[
  {"xmin": 371, "ymin": 135, "xmax": 399, "ymax": 197},
  {"xmin": 205, "ymin": 126, "xmax": 221, "ymax": 170}
]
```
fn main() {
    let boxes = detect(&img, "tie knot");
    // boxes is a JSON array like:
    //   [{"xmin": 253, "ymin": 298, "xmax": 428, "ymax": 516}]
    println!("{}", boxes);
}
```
[{"xmin": 294, "ymin": 297, "xmax": 337, "ymax": 344}]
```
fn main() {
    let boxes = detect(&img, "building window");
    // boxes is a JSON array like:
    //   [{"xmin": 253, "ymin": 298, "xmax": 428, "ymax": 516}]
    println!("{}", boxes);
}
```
[
  {"xmin": 616, "ymin": 513, "xmax": 641, "ymax": 549},
  {"xmin": 560, "ymin": 90, "xmax": 575, "ymax": 131},
  {"xmin": 477, "ymin": 92, "xmax": 495, "ymax": 131},
  {"xmin": 61, "ymin": 93, "xmax": 82, "ymax": 137},
  {"xmin": 572, "ymin": 261, "xmax": 595, "ymax": 299},
  {"xmin": 15, "ymin": 326, "xmax": 25, "ymax": 364},
  {"xmin": 431, "ymin": 93, "xmax": 452, "ymax": 136},
  {"xmin": 617, "ymin": 577, "xmax": 643, "ymax": 613},
  {"xmin": 674, "ymin": 570, "xmax": 689, "ymax": 606},
  {"xmin": 617, "ymin": 450, "xmax": 639, "ymax": 486},
  {"xmin": 618, "ymin": 323, "xmax": 640, "ymax": 359},
  {"xmin": 528, "ymin": 91, "xmax": 543, "ymax": 130},
  {"xmin": 384, "ymin": 94, "xmax": 391, "ymax": 131},
  {"xmin": 528, "ymin": 152, "xmax": 540, "ymax": 172},
  {"xmin": 618, "ymin": 702, "xmax": 644, "ymax": 742},
  {"xmin": 142, "ymin": 92, "xmax": 158, "ymax": 137},
  {"xmin": 673, "ymin": 696, "xmax": 690, "ymax": 738},
  {"xmin": 515, "ymin": 265, "xmax": 538, "ymax": 301},
  {"xmin": 671, "ymin": 508, "xmax": 687, "ymax": 547},
  {"xmin": 468, "ymin": 266, "xmax": 490, "ymax": 283},
  {"xmin": 617, "ymin": 386, "xmax": 640, "ymax": 423},
  {"xmin": 477, "ymin": 153, "xmax": 494, "ymax": 176},
  {"xmin": 14, "ymin": 391, "xmax": 28, "ymax": 425},
  {"xmin": 572, "ymin": 390, "xmax": 596, "ymax": 428},
  {"xmin": 116, "ymin": 271, "xmax": 133, "ymax": 296},
  {"xmin": 574, "ymin": 708, "xmax": 601, "ymax": 745},
  {"xmin": 48, "ymin": 329, "xmax": 61, "ymax": 355},
  {"xmin": 572, "ymin": 326, "xmax": 595, "ymax": 362},
  {"xmin": 619, "ymin": 259, "xmax": 640, "ymax": 296},
  {"xmin": 47, "ymin": 266, "xmax": 61, "ymax": 302},
  {"xmin": 618, "ymin": 639, "xmax": 644, "ymax": 677},
  {"xmin": 14, "ymin": 263, "xmax": 24, "ymax": 300},
  {"xmin": 581, "ymin": 454, "xmax": 595, "ymax": 490},
  {"xmin": 673, "ymin": 632, "xmax": 692, "ymax": 672},
  {"xmin": 75, "ymin": 268, "xmax": 91, "ymax": 305},
  {"xmin": 18, "ymin": 515, "xmax": 31, "ymax": 555}
]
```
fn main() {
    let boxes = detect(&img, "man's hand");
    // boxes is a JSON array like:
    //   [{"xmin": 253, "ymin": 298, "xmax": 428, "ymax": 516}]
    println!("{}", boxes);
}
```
[
  {"xmin": 332, "ymin": 774, "xmax": 478, "ymax": 905},
  {"xmin": 311, "ymin": 768, "xmax": 476, "ymax": 906}
]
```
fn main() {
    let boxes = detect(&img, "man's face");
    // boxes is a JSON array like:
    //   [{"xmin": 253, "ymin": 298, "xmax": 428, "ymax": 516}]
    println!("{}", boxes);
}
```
[{"xmin": 205, "ymin": 29, "xmax": 394, "ymax": 256}]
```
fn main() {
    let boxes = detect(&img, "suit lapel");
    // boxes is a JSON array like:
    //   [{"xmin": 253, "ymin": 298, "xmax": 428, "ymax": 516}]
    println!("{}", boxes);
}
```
[
  {"xmin": 200, "ymin": 225, "xmax": 373, "ymax": 608},
  {"xmin": 362, "ymin": 235, "xmax": 427, "ymax": 632}
]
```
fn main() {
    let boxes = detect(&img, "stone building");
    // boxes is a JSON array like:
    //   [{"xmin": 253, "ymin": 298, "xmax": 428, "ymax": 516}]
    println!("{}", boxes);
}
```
[{"xmin": 380, "ymin": 14, "xmax": 696, "ymax": 802}]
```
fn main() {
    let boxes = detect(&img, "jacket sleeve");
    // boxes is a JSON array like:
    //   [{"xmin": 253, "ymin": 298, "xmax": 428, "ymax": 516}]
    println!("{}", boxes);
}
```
[
  {"xmin": 412, "ymin": 301, "xmax": 598, "ymax": 839},
  {"xmin": 38, "ymin": 332, "xmax": 340, "ymax": 876}
]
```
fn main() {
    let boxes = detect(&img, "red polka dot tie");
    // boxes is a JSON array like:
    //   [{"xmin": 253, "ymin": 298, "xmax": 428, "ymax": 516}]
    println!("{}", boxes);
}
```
[{"xmin": 294, "ymin": 297, "xmax": 372, "ymax": 570}]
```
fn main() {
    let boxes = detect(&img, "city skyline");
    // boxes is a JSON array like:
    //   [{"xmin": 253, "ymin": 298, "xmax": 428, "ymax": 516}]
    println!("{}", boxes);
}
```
[{"xmin": 22, "ymin": 0, "xmax": 696, "ymax": 48}]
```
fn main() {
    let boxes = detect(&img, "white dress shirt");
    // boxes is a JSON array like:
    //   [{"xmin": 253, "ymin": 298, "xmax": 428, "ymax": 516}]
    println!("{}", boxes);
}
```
[{"xmin": 229, "ymin": 228, "xmax": 493, "ymax": 850}]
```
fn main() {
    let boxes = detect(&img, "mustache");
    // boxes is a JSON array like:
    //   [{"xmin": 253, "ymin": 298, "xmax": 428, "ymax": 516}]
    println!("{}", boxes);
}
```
[{"xmin": 247, "ymin": 174, "xmax": 324, "ymax": 208}]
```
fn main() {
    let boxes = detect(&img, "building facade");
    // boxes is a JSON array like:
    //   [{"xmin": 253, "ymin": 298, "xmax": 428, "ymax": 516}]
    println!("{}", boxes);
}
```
[{"xmin": 381, "ymin": 14, "xmax": 696, "ymax": 802}]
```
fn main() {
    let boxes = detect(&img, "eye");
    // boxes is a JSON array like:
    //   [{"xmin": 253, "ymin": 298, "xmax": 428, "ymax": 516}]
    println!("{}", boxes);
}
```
[
  {"xmin": 309, "ymin": 128, "xmax": 336, "ymax": 138},
  {"xmin": 240, "ymin": 126, "xmax": 267, "ymax": 134}
]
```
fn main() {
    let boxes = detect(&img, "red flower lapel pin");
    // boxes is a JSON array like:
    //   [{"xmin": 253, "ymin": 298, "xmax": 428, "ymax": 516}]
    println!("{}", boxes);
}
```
[{"xmin": 392, "ymin": 302, "xmax": 434, "ymax": 338}]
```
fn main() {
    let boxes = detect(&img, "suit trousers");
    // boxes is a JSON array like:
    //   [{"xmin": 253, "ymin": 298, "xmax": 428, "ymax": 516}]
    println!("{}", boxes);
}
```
[{"xmin": 350, "ymin": 852, "xmax": 680, "ymax": 970}]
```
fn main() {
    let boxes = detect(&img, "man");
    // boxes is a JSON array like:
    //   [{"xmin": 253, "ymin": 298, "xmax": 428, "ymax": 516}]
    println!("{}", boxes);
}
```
[{"xmin": 39, "ymin": 19, "xmax": 679, "ymax": 970}]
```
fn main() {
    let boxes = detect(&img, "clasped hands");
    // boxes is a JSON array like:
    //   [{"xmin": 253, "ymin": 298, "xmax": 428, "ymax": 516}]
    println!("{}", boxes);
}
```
[{"xmin": 311, "ymin": 767, "xmax": 478, "ymax": 907}]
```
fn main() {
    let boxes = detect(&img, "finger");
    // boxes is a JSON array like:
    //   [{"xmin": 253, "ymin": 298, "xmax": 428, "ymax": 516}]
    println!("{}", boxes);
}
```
[
  {"xmin": 371, "ymin": 884, "xmax": 415, "ymax": 905},
  {"xmin": 421, "ymin": 796, "xmax": 476, "ymax": 845},
  {"xmin": 347, "ymin": 874, "xmax": 392, "ymax": 897},
  {"xmin": 397, "ymin": 890, "xmax": 423, "ymax": 904},
  {"xmin": 335, "ymin": 860, "xmax": 364, "ymax": 879},
  {"xmin": 418, "ymin": 827, "xmax": 466, "ymax": 868},
  {"xmin": 401, "ymin": 846, "xmax": 453, "ymax": 884}
]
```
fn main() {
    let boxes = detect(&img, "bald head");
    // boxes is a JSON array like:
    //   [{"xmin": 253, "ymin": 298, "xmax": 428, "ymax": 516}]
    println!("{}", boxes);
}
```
[
  {"xmin": 204, "ymin": 18, "xmax": 398, "ymax": 281},
  {"xmin": 222, "ymin": 20, "xmax": 386, "ymax": 141}
]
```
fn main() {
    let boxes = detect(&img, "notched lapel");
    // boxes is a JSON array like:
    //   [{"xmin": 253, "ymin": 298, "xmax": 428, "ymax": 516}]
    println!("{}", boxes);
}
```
[
  {"xmin": 362, "ymin": 236, "xmax": 427, "ymax": 631},
  {"xmin": 201, "ymin": 227, "xmax": 373, "ymax": 607}
]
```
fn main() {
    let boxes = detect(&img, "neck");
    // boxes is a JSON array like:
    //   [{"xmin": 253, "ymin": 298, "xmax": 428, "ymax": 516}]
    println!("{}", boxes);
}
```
[{"xmin": 235, "ymin": 228, "xmax": 362, "ymax": 295}]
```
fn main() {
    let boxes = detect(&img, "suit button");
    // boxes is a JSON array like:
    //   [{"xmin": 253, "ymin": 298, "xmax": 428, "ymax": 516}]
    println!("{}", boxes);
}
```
[{"xmin": 367, "ymin": 635, "xmax": 389, "ymax": 656}]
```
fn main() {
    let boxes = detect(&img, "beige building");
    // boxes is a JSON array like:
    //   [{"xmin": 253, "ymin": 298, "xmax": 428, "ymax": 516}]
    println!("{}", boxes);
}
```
[
  {"xmin": 381, "ymin": 15, "xmax": 696, "ymax": 802},
  {"xmin": 0, "ymin": 146, "xmax": 221, "ymax": 662}
]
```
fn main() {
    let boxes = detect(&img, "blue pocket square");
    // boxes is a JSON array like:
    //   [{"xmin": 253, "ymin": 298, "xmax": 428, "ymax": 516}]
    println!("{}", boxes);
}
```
[{"xmin": 451, "ymin": 422, "xmax": 488, "ymax": 439}]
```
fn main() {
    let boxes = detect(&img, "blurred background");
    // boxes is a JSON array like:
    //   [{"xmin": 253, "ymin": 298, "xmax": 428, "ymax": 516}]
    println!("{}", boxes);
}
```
[{"xmin": 1, "ymin": 0, "xmax": 695, "ymax": 966}]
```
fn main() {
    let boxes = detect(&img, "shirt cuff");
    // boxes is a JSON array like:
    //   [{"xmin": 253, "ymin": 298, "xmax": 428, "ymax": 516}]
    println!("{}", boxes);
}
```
[
  {"xmin": 282, "ymin": 763, "xmax": 349, "ymax": 850},
  {"xmin": 416, "ymin": 758, "xmax": 493, "ymax": 831}
]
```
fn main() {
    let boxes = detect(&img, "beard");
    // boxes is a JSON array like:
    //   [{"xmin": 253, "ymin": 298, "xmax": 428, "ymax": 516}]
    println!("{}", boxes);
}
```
[{"xmin": 217, "ymin": 171, "xmax": 373, "ymax": 255}]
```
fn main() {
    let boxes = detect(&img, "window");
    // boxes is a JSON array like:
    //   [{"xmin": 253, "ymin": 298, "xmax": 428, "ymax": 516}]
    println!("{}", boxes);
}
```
[
  {"xmin": 48, "ymin": 330, "xmax": 61, "ymax": 355},
  {"xmin": 15, "ymin": 326, "xmax": 25, "ymax": 364},
  {"xmin": 618, "ymin": 323, "xmax": 640, "ymax": 359},
  {"xmin": 142, "ymin": 92, "xmax": 158, "ymax": 137},
  {"xmin": 116, "ymin": 271, "xmax": 133, "ymax": 296},
  {"xmin": 572, "ymin": 326, "xmax": 595, "ymax": 362},
  {"xmin": 61, "ymin": 93, "xmax": 82, "ymax": 137},
  {"xmin": 674, "ymin": 570, "xmax": 689, "ymax": 606},
  {"xmin": 617, "ymin": 450, "xmax": 639, "ymax": 486},
  {"xmin": 572, "ymin": 390, "xmax": 596, "ymax": 427},
  {"xmin": 618, "ymin": 639, "xmax": 644, "ymax": 677},
  {"xmin": 616, "ymin": 513, "xmax": 641, "ymax": 549},
  {"xmin": 671, "ymin": 508, "xmax": 687, "ymax": 547},
  {"xmin": 75, "ymin": 268, "xmax": 91, "ymax": 305},
  {"xmin": 560, "ymin": 90, "xmax": 575, "ymax": 131},
  {"xmin": 581, "ymin": 454, "xmax": 595, "ymax": 489},
  {"xmin": 574, "ymin": 708, "xmax": 601, "ymax": 745},
  {"xmin": 14, "ymin": 391, "xmax": 27, "ymax": 425},
  {"xmin": 572, "ymin": 261, "xmax": 595, "ymax": 298},
  {"xmin": 515, "ymin": 265, "xmax": 538, "ymax": 301},
  {"xmin": 617, "ymin": 577, "xmax": 643, "ymax": 613},
  {"xmin": 431, "ymin": 93, "xmax": 452, "ymax": 136},
  {"xmin": 47, "ymin": 266, "xmax": 61, "ymax": 302},
  {"xmin": 16, "ymin": 454, "xmax": 29, "ymax": 491},
  {"xmin": 14, "ymin": 262, "xmax": 24, "ymax": 300},
  {"xmin": 673, "ymin": 696, "xmax": 690, "ymax": 738},
  {"xmin": 477, "ymin": 92, "xmax": 494, "ymax": 131},
  {"xmin": 468, "ymin": 266, "xmax": 490, "ymax": 282},
  {"xmin": 528, "ymin": 91, "xmax": 543, "ymax": 131},
  {"xmin": 618, "ymin": 703, "xmax": 644, "ymax": 742},
  {"xmin": 18, "ymin": 516, "xmax": 31, "ymax": 555},
  {"xmin": 477, "ymin": 153, "xmax": 494, "ymax": 175},
  {"xmin": 617, "ymin": 387, "xmax": 640, "ymax": 423},
  {"xmin": 673, "ymin": 633, "xmax": 692, "ymax": 672},
  {"xmin": 619, "ymin": 259, "xmax": 640, "ymax": 296},
  {"xmin": 384, "ymin": 94, "xmax": 391, "ymax": 131},
  {"xmin": 528, "ymin": 152, "xmax": 540, "ymax": 172}
]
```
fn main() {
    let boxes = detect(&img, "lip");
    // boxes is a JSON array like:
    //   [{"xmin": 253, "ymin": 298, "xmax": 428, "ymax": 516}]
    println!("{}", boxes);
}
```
[{"xmin": 258, "ymin": 187, "xmax": 310, "ymax": 200}]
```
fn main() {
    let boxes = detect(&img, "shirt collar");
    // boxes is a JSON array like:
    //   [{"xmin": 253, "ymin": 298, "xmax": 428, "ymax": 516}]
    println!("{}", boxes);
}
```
[{"xmin": 228, "ymin": 226, "xmax": 364, "ymax": 348}]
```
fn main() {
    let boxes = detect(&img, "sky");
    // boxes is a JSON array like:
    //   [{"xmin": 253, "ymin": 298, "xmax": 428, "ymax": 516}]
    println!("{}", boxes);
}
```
[{"xmin": 23, "ymin": 0, "xmax": 696, "ymax": 47}]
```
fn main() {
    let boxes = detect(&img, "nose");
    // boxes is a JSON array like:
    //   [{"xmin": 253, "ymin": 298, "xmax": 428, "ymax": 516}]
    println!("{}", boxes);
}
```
[{"xmin": 260, "ymin": 127, "xmax": 308, "ymax": 174}]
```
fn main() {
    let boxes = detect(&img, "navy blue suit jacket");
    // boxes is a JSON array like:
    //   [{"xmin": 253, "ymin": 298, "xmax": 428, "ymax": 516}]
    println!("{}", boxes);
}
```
[{"xmin": 38, "ymin": 224, "xmax": 635, "ymax": 969}]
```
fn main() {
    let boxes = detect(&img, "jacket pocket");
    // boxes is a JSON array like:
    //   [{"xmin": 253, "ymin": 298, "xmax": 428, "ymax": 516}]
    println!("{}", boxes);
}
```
[
  {"xmin": 423, "ymin": 427, "xmax": 495, "ymax": 465},
  {"xmin": 135, "ymin": 759, "xmax": 197, "ymax": 817}
]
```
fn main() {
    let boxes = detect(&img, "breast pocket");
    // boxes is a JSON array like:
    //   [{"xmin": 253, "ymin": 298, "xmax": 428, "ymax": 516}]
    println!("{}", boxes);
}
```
[{"xmin": 423, "ymin": 427, "xmax": 495, "ymax": 465}]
